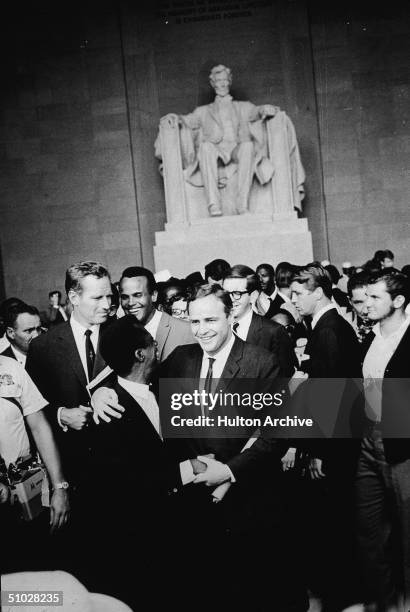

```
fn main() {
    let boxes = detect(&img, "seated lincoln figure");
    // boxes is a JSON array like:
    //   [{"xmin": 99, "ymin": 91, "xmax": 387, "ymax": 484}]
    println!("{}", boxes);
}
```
[{"xmin": 158, "ymin": 64, "xmax": 280, "ymax": 217}]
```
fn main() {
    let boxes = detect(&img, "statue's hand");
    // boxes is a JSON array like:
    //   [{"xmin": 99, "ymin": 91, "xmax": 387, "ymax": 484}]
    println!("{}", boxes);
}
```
[
  {"xmin": 161, "ymin": 113, "xmax": 180, "ymax": 128},
  {"xmin": 260, "ymin": 104, "xmax": 280, "ymax": 120}
]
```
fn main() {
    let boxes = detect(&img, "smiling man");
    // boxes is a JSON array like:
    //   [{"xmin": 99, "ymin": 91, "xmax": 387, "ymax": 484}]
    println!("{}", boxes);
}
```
[
  {"xmin": 159, "ymin": 283, "xmax": 302, "ymax": 612},
  {"xmin": 119, "ymin": 266, "xmax": 193, "ymax": 362}
]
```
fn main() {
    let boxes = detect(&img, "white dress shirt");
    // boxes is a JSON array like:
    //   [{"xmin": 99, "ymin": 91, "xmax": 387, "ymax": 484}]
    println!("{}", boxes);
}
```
[
  {"xmin": 70, "ymin": 316, "xmax": 99, "ymax": 383},
  {"xmin": 311, "ymin": 303, "xmax": 337, "ymax": 330},
  {"xmin": 145, "ymin": 309, "xmax": 162, "ymax": 340},
  {"xmin": 117, "ymin": 377, "xmax": 162, "ymax": 439},
  {"xmin": 233, "ymin": 307, "xmax": 253, "ymax": 341},
  {"xmin": 9, "ymin": 345, "xmax": 26, "ymax": 367},
  {"xmin": 363, "ymin": 315, "xmax": 410, "ymax": 422}
]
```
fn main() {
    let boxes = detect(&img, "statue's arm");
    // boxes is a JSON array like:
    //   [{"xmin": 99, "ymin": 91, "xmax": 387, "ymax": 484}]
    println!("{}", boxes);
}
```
[
  {"xmin": 256, "ymin": 104, "xmax": 281, "ymax": 120},
  {"xmin": 160, "ymin": 108, "xmax": 201, "ymax": 130}
]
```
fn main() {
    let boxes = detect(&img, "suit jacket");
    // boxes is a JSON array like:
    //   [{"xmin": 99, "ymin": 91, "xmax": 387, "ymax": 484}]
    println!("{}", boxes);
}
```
[
  {"xmin": 361, "ymin": 324, "xmax": 410, "ymax": 464},
  {"xmin": 264, "ymin": 293, "xmax": 286, "ymax": 319},
  {"xmin": 159, "ymin": 337, "xmax": 288, "ymax": 532},
  {"xmin": 246, "ymin": 312, "xmax": 296, "ymax": 377},
  {"xmin": 295, "ymin": 308, "xmax": 362, "ymax": 475},
  {"xmin": 156, "ymin": 311, "xmax": 193, "ymax": 362},
  {"xmin": 26, "ymin": 321, "xmax": 107, "ymax": 484},
  {"xmin": 86, "ymin": 382, "xmax": 179, "ymax": 527}
]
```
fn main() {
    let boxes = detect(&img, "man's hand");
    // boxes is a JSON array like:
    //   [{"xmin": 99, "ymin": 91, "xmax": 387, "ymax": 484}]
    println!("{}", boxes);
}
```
[
  {"xmin": 282, "ymin": 448, "xmax": 296, "ymax": 471},
  {"xmin": 91, "ymin": 387, "xmax": 124, "ymax": 424},
  {"xmin": 49, "ymin": 489, "xmax": 70, "ymax": 533},
  {"xmin": 309, "ymin": 458, "xmax": 326, "ymax": 480},
  {"xmin": 60, "ymin": 406, "xmax": 93, "ymax": 431},
  {"xmin": 193, "ymin": 456, "xmax": 231, "ymax": 487},
  {"xmin": 0, "ymin": 482, "xmax": 10, "ymax": 505},
  {"xmin": 190, "ymin": 454, "xmax": 215, "ymax": 475},
  {"xmin": 288, "ymin": 370, "xmax": 308, "ymax": 395}
]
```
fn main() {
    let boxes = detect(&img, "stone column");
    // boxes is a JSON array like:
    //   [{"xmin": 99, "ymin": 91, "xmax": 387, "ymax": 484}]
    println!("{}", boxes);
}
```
[{"xmin": 158, "ymin": 116, "xmax": 188, "ymax": 226}]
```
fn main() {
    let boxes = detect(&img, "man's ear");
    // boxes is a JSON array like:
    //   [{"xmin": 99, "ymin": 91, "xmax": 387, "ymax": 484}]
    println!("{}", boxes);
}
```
[
  {"xmin": 152, "ymin": 290, "xmax": 158, "ymax": 305},
  {"xmin": 314, "ymin": 286, "xmax": 324, "ymax": 301},
  {"xmin": 6, "ymin": 326, "xmax": 15, "ymax": 341},
  {"xmin": 68, "ymin": 289, "xmax": 79, "ymax": 307},
  {"xmin": 393, "ymin": 294, "xmax": 405, "ymax": 310},
  {"xmin": 135, "ymin": 349, "xmax": 145, "ymax": 363}
]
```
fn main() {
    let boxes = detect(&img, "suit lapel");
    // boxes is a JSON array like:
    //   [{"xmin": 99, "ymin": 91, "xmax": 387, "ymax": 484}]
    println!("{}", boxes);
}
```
[
  {"xmin": 218, "ymin": 337, "xmax": 243, "ymax": 392},
  {"xmin": 246, "ymin": 313, "xmax": 261, "ymax": 345},
  {"xmin": 56, "ymin": 323, "xmax": 87, "ymax": 389},
  {"xmin": 156, "ymin": 313, "xmax": 171, "ymax": 362}
]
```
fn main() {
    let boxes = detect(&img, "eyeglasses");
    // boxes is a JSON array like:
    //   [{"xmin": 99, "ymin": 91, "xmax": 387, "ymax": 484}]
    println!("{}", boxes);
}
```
[
  {"xmin": 172, "ymin": 309, "xmax": 187, "ymax": 316},
  {"xmin": 228, "ymin": 291, "xmax": 249, "ymax": 300}
]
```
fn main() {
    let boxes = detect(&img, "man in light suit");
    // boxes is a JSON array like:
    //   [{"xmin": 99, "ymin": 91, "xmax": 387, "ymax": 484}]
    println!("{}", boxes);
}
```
[
  {"xmin": 222, "ymin": 264, "xmax": 296, "ymax": 376},
  {"xmin": 119, "ymin": 266, "xmax": 193, "ymax": 361}
]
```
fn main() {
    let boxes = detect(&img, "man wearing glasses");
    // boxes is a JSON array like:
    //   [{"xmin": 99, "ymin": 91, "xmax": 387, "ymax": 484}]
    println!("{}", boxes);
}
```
[{"xmin": 222, "ymin": 264, "xmax": 295, "ymax": 377}]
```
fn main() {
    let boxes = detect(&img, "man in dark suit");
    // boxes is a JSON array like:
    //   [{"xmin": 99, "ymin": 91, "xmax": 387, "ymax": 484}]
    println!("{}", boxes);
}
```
[
  {"xmin": 26, "ymin": 261, "xmax": 112, "ymax": 488},
  {"xmin": 222, "ymin": 264, "xmax": 296, "ymax": 376},
  {"xmin": 43, "ymin": 290, "xmax": 69, "ymax": 328},
  {"xmin": 119, "ymin": 265, "xmax": 193, "ymax": 361},
  {"xmin": 255, "ymin": 262, "xmax": 286, "ymax": 318},
  {"xmin": 357, "ymin": 269, "xmax": 410, "ymax": 609},
  {"xmin": 290, "ymin": 262, "xmax": 362, "ymax": 610},
  {"xmin": 158, "ymin": 283, "xmax": 306, "ymax": 612}
]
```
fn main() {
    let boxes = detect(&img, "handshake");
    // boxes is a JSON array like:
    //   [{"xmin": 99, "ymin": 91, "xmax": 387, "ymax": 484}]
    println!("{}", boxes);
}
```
[{"xmin": 189, "ymin": 454, "xmax": 233, "ymax": 487}]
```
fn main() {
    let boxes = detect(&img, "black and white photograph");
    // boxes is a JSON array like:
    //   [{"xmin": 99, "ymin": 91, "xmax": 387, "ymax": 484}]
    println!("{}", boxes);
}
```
[{"xmin": 1, "ymin": 1, "xmax": 410, "ymax": 611}]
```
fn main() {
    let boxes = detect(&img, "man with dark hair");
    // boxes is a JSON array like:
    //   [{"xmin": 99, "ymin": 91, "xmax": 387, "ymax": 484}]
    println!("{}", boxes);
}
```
[
  {"xmin": 255, "ymin": 262, "xmax": 285, "ymax": 318},
  {"xmin": 223, "ymin": 264, "xmax": 295, "ymax": 376},
  {"xmin": 290, "ymin": 262, "xmax": 362, "ymax": 610},
  {"xmin": 2, "ymin": 303, "xmax": 42, "ymax": 366},
  {"xmin": 325, "ymin": 264, "xmax": 350, "ymax": 309},
  {"xmin": 43, "ymin": 290, "xmax": 68, "ymax": 328},
  {"xmin": 26, "ymin": 261, "xmax": 112, "ymax": 487},
  {"xmin": 204, "ymin": 258, "xmax": 230, "ymax": 284},
  {"xmin": 0, "ymin": 297, "xmax": 25, "ymax": 352},
  {"xmin": 357, "ymin": 269, "xmax": 410, "ymax": 609},
  {"xmin": 374, "ymin": 249, "xmax": 395, "ymax": 269},
  {"xmin": 345, "ymin": 272, "xmax": 373, "ymax": 342},
  {"xmin": 119, "ymin": 265, "xmax": 193, "ymax": 362}
]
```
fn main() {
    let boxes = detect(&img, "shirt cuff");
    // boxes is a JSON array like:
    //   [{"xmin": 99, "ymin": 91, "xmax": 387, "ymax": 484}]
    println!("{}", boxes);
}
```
[
  {"xmin": 225, "ymin": 465, "xmax": 236, "ymax": 483},
  {"xmin": 57, "ymin": 407, "xmax": 68, "ymax": 432},
  {"xmin": 179, "ymin": 460, "xmax": 195, "ymax": 485}
]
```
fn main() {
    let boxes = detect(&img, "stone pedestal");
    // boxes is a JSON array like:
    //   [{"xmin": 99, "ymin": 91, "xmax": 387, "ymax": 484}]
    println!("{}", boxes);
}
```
[{"xmin": 154, "ymin": 213, "xmax": 313, "ymax": 276}]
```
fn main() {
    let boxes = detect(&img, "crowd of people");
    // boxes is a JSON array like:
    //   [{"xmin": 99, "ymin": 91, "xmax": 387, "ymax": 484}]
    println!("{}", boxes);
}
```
[{"xmin": 1, "ymin": 247, "xmax": 410, "ymax": 612}]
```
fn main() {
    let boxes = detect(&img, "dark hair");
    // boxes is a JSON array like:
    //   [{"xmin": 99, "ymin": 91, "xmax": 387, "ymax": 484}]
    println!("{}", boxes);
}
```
[
  {"xmin": 120, "ymin": 266, "xmax": 157, "ymax": 294},
  {"xmin": 49, "ymin": 290, "xmax": 61, "ymax": 300},
  {"xmin": 187, "ymin": 283, "xmax": 232, "ymax": 317},
  {"xmin": 363, "ymin": 259, "xmax": 382, "ymax": 275},
  {"xmin": 256, "ymin": 263, "xmax": 275, "ymax": 277},
  {"xmin": 110, "ymin": 283, "xmax": 119, "ymax": 309},
  {"xmin": 347, "ymin": 272, "xmax": 369, "ymax": 297},
  {"xmin": 324, "ymin": 264, "xmax": 341, "ymax": 285},
  {"xmin": 65, "ymin": 261, "xmax": 110, "ymax": 294},
  {"xmin": 367, "ymin": 270, "xmax": 410, "ymax": 307},
  {"xmin": 0, "ymin": 297, "xmax": 25, "ymax": 320},
  {"xmin": 204, "ymin": 259, "xmax": 230, "ymax": 282},
  {"xmin": 223, "ymin": 264, "xmax": 260, "ymax": 293},
  {"xmin": 275, "ymin": 262, "xmax": 295, "ymax": 289},
  {"xmin": 292, "ymin": 262, "xmax": 333, "ymax": 300},
  {"xmin": 373, "ymin": 250, "xmax": 385, "ymax": 263},
  {"xmin": 99, "ymin": 316, "xmax": 154, "ymax": 377},
  {"xmin": 383, "ymin": 249, "xmax": 394, "ymax": 260},
  {"xmin": 5, "ymin": 303, "xmax": 40, "ymax": 329}
]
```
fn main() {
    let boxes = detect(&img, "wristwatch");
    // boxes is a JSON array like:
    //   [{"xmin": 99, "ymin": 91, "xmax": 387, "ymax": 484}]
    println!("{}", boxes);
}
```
[{"xmin": 53, "ymin": 481, "xmax": 69, "ymax": 490}]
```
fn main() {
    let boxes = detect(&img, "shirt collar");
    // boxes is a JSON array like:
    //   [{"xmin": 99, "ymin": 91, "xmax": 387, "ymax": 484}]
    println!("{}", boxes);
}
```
[
  {"xmin": 277, "ymin": 290, "xmax": 291, "ymax": 303},
  {"xmin": 268, "ymin": 287, "xmax": 278, "ymax": 300},
  {"xmin": 203, "ymin": 332, "xmax": 235, "ymax": 363},
  {"xmin": 311, "ymin": 303, "xmax": 337, "ymax": 329},
  {"xmin": 373, "ymin": 315, "xmax": 410, "ymax": 340},
  {"xmin": 70, "ymin": 314, "xmax": 98, "ymax": 336},
  {"xmin": 234, "ymin": 307, "xmax": 253, "ymax": 328},
  {"xmin": 144, "ymin": 308, "xmax": 162, "ymax": 337},
  {"xmin": 117, "ymin": 376, "xmax": 150, "ymax": 400},
  {"xmin": 10, "ymin": 345, "xmax": 26, "ymax": 365}
]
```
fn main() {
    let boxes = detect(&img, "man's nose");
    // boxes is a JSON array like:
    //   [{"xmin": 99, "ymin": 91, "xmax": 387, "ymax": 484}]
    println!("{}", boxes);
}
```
[
  {"xmin": 197, "ymin": 321, "xmax": 208, "ymax": 335},
  {"xmin": 32, "ymin": 328, "xmax": 41, "ymax": 339},
  {"xmin": 101, "ymin": 296, "xmax": 111, "ymax": 310}
]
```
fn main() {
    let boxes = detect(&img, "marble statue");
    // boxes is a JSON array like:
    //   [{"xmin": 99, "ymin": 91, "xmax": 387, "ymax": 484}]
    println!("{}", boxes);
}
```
[{"xmin": 155, "ymin": 64, "xmax": 305, "ymax": 220}]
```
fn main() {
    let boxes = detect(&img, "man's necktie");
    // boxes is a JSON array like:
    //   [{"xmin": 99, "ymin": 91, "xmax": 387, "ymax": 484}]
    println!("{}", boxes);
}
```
[
  {"xmin": 203, "ymin": 357, "xmax": 215, "ymax": 417},
  {"xmin": 84, "ymin": 329, "xmax": 95, "ymax": 381},
  {"xmin": 232, "ymin": 322, "xmax": 239, "ymax": 334}
]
